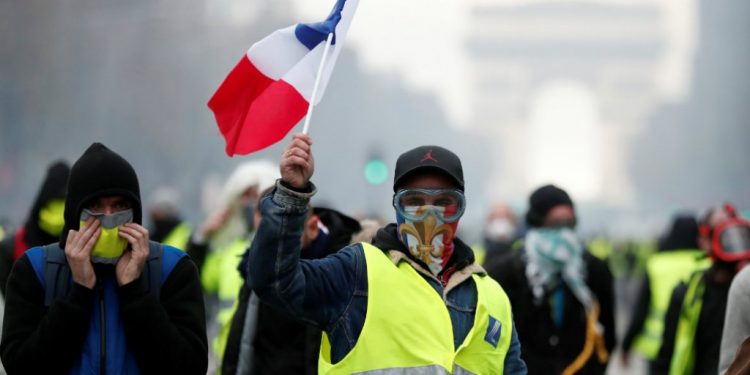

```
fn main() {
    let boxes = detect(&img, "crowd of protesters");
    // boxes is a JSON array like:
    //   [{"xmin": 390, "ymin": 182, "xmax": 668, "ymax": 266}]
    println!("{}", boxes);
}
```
[{"xmin": 0, "ymin": 137, "xmax": 748, "ymax": 375}]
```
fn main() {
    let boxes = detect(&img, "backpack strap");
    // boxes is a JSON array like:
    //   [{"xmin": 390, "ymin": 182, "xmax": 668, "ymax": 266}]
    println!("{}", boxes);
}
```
[
  {"xmin": 160, "ymin": 245, "xmax": 186, "ymax": 285},
  {"xmin": 142, "ymin": 241, "xmax": 164, "ymax": 300},
  {"xmin": 25, "ymin": 246, "xmax": 46, "ymax": 289},
  {"xmin": 44, "ymin": 243, "xmax": 71, "ymax": 307},
  {"xmin": 25, "ymin": 243, "xmax": 71, "ymax": 307},
  {"xmin": 142, "ymin": 241, "xmax": 187, "ymax": 300}
]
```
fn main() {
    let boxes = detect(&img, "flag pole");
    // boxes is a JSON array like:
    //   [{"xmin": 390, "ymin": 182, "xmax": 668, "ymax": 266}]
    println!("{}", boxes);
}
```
[{"xmin": 302, "ymin": 32, "xmax": 334, "ymax": 135}]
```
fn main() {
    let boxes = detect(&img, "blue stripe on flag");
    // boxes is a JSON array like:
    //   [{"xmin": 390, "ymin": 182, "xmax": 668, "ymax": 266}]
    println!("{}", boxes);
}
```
[{"xmin": 294, "ymin": 0, "xmax": 347, "ymax": 50}]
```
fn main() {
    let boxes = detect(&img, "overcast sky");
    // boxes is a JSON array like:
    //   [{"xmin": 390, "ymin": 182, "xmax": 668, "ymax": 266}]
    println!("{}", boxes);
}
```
[{"xmin": 292, "ymin": 0, "xmax": 698, "ymax": 127}]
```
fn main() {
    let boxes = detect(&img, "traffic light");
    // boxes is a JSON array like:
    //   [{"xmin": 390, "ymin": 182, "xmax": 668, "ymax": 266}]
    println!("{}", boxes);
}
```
[{"xmin": 364, "ymin": 156, "xmax": 388, "ymax": 186}]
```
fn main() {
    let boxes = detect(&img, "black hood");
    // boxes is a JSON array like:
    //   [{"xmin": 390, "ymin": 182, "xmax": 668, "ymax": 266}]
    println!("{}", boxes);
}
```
[
  {"xmin": 371, "ymin": 223, "xmax": 475, "ymax": 278},
  {"xmin": 60, "ymin": 143, "xmax": 141, "ymax": 248},
  {"xmin": 659, "ymin": 215, "xmax": 699, "ymax": 251},
  {"xmin": 24, "ymin": 161, "xmax": 70, "ymax": 247},
  {"xmin": 314, "ymin": 207, "xmax": 362, "ymax": 253}
]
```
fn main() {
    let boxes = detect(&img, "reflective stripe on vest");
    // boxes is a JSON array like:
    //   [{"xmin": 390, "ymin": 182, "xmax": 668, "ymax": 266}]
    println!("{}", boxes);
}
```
[
  {"xmin": 632, "ymin": 250, "xmax": 709, "ymax": 359},
  {"xmin": 162, "ymin": 222, "xmax": 191, "ymax": 251},
  {"xmin": 669, "ymin": 271, "xmax": 706, "ymax": 375},
  {"xmin": 318, "ymin": 243, "xmax": 513, "ymax": 375}
]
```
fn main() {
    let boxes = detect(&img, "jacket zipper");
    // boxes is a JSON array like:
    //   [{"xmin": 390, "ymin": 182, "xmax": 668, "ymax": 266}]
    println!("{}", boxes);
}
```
[{"xmin": 99, "ymin": 288, "xmax": 106, "ymax": 375}]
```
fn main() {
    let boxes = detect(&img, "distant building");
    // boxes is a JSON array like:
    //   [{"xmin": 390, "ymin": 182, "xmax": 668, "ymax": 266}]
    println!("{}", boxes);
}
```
[{"xmin": 466, "ymin": 1, "xmax": 667, "ymax": 206}]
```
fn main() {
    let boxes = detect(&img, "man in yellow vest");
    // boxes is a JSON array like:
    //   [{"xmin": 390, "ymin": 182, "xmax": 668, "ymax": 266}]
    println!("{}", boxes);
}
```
[
  {"xmin": 652, "ymin": 204, "xmax": 750, "ymax": 375},
  {"xmin": 620, "ymin": 215, "xmax": 709, "ymax": 366},
  {"xmin": 247, "ymin": 133, "xmax": 527, "ymax": 374}
]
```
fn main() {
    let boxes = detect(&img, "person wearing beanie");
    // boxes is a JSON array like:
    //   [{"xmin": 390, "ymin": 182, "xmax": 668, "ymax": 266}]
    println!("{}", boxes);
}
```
[
  {"xmin": 0, "ymin": 143, "xmax": 207, "ymax": 374},
  {"xmin": 245, "ymin": 133, "xmax": 526, "ymax": 374},
  {"xmin": 0, "ymin": 160, "xmax": 69, "ymax": 297},
  {"xmin": 488, "ymin": 184, "xmax": 615, "ymax": 375}
]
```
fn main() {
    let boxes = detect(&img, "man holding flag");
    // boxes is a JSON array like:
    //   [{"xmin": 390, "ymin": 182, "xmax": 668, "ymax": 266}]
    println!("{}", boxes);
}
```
[{"xmin": 246, "ymin": 133, "xmax": 527, "ymax": 374}]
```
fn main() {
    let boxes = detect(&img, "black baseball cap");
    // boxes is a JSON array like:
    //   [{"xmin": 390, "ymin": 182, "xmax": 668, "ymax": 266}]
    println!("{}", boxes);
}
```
[{"xmin": 393, "ymin": 145, "xmax": 464, "ymax": 192}]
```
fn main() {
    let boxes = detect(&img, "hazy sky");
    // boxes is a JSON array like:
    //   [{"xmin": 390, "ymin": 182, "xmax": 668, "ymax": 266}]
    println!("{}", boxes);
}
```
[{"xmin": 292, "ymin": 0, "xmax": 698, "ymax": 127}]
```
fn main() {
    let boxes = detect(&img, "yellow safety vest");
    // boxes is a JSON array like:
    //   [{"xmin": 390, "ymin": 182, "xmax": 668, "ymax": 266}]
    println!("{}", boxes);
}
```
[
  {"xmin": 201, "ymin": 238, "xmax": 250, "ymax": 362},
  {"xmin": 669, "ymin": 271, "xmax": 706, "ymax": 375},
  {"xmin": 633, "ymin": 250, "xmax": 709, "ymax": 359},
  {"xmin": 587, "ymin": 237, "xmax": 613, "ymax": 261},
  {"xmin": 471, "ymin": 244, "xmax": 487, "ymax": 265},
  {"xmin": 319, "ymin": 243, "xmax": 514, "ymax": 374},
  {"xmin": 161, "ymin": 222, "xmax": 191, "ymax": 251}
]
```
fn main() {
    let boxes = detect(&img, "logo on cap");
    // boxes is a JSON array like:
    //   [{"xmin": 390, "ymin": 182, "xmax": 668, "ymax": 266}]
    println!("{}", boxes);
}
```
[{"xmin": 420, "ymin": 150, "xmax": 438, "ymax": 163}]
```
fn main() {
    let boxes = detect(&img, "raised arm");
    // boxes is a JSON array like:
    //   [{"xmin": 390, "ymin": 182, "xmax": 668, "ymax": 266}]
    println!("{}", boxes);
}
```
[{"xmin": 246, "ymin": 133, "xmax": 361, "ymax": 329}]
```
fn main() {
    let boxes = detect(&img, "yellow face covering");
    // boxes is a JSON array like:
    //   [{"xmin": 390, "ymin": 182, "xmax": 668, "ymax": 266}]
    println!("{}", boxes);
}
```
[
  {"xmin": 38, "ymin": 199, "xmax": 66, "ymax": 236},
  {"xmin": 80, "ymin": 208, "xmax": 133, "ymax": 264}
]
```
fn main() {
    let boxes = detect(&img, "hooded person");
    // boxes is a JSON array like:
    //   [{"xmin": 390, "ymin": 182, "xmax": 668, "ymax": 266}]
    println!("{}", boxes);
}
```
[
  {"xmin": 0, "ymin": 142, "xmax": 207, "ymax": 374},
  {"xmin": 0, "ymin": 161, "xmax": 69, "ymax": 297},
  {"xmin": 245, "ymin": 134, "xmax": 527, "ymax": 374},
  {"xmin": 488, "ymin": 184, "xmax": 615, "ymax": 375},
  {"xmin": 187, "ymin": 160, "xmax": 278, "ymax": 368}
]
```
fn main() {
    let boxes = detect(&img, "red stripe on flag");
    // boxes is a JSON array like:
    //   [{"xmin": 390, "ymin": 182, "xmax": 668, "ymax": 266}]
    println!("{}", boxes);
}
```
[
  {"xmin": 208, "ymin": 56, "xmax": 308, "ymax": 156},
  {"xmin": 231, "ymin": 80, "xmax": 308, "ymax": 155},
  {"xmin": 208, "ymin": 56, "xmax": 274, "ymax": 151}
]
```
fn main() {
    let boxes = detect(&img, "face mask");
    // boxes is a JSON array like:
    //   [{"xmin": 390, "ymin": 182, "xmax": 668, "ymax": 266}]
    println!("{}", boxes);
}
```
[
  {"xmin": 395, "ymin": 206, "xmax": 459, "ymax": 275},
  {"xmin": 485, "ymin": 218, "xmax": 516, "ymax": 241},
  {"xmin": 524, "ymin": 227, "xmax": 593, "ymax": 309},
  {"xmin": 38, "ymin": 199, "xmax": 66, "ymax": 236},
  {"xmin": 709, "ymin": 220, "xmax": 750, "ymax": 263},
  {"xmin": 393, "ymin": 189, "xmax": 465, "ymax": 275},
  {"xmin": 80, "ymin": 208, "xmax": 133, "ymax": 264}
]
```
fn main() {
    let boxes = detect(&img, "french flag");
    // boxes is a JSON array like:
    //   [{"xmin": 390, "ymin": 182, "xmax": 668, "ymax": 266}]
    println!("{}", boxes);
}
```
[{"xmin": 208, "ymin": 0, "xmax": 359, "ymax": 156}]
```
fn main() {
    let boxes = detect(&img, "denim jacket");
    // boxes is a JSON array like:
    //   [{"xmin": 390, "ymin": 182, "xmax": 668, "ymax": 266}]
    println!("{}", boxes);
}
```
[{"xmin": 247, "ymin": 181, "xmax": 527, "ymax": 374}]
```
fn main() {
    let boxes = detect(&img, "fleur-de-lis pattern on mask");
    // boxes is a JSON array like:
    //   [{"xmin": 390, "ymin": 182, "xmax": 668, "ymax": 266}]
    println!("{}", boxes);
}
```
[{"xmin": 397, "ymin": 205, "xmax": 458, "ymax": 275}]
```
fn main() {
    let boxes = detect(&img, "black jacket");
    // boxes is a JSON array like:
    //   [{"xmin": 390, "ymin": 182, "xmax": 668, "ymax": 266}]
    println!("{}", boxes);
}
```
[
  {"xmin": 489, "ymin": 248, "xmax": 616, "ymax": 375},
  {"xmin": 0, "ymin": 253, "xmax": 208, "ymax": 374},
  {"xmin": 652, "ymin": 265, "xmax": 732, "ymax": 375},
  {"xmin": 0, "ymin": 236, "xmax": 14, "ymax": 297}
]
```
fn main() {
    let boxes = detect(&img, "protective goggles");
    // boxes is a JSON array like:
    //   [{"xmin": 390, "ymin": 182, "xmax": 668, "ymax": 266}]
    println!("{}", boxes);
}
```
[
  {"xmin": 393, "ymin": 188, "xmax": 466, "ymax": 223},
  {"xmin": 80, "ymin": 208, "xmax": 133, "ymax": 228},
  {"xmin": 701, "ymin": 218, "xmax": 750, "ymax": 262}
]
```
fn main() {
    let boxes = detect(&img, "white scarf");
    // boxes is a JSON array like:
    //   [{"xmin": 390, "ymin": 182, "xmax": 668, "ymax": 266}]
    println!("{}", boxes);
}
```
[{"xmin": 524, "ymin": 228, "xmax": 594, "ymax": 311}]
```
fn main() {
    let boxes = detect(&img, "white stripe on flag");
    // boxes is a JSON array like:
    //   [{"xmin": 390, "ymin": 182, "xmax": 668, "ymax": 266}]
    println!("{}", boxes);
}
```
[{"xmin": 247, "ymin": 26, "xmax": 310, "ymax": 80}]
